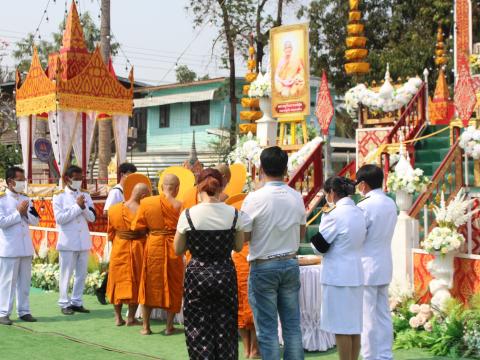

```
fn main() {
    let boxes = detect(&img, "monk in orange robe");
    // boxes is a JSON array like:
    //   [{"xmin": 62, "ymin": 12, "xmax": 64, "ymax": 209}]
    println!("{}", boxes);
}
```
[
  {"xmin": 231, "ymin": 202, "xmax": 259, "ymax": 359},
  {"xmin": 132, "ymin": 174, "xmax": 183, "ymax": 336},
  {"xmin": 106, "ymin": 183, "xmax": 151, "ymax": 326}
]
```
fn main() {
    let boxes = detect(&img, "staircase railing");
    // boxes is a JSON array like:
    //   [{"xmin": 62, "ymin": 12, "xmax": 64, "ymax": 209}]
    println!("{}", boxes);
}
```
[
  {"xmin": 383, "ymin": 83, "xmax": 427, "ymax": 182},
  {"xmin": 338, "ymin": 160, "xmax": 356, "ymax": 180},
  {"xmin": 408, "ymin": 138, "xmax": 464, "ymax": 241},
  {"xmin": 288, "ymin": 142, "xmax": 323, "ymax": 209}
]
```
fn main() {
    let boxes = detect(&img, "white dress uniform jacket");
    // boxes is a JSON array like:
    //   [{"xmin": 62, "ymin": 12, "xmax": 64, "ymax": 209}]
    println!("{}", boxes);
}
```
[
  {"xmin": 0, "ymin": 190, "xmax": 40, "ymax": 257},
  {"xmin": 317, "ymin": 197, "xmax": 366, "ymax": 287},
  {"xmin": 103, "ymin": 184, "xmax": 124, "ymax": 213},
  {"xmin": 358, "ymin": 189, "xmax": 398, "ymax": 286},
  {"xmin": 53, "ymin": 187, "xmax": 96, "ymax": 251}
]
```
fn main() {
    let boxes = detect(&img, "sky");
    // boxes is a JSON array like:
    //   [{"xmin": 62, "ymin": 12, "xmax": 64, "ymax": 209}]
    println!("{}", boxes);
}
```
[{"xmin": 0, "ymin": 0, "xmax": 306, "ymax": 85}]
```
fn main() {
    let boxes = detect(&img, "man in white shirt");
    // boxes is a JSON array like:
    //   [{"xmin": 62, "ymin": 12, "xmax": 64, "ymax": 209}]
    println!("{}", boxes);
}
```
[
  {"xmin": 97, "ymin": 162, "xmax": 137, "ymax": 305},
  {"xmin": 356, "ymin": 165, "xmax": 398, "ymax": 360},
  {"xmin": 0, "ymin": 167, "xmax": 40, "ymax": 325},
  {"xmin": 53, "ymin": 165, "xmax": 96, "ymax": 315},
  {"xmin": 242, "ymin": 146, "xmax": 306, "ymax": 360}
]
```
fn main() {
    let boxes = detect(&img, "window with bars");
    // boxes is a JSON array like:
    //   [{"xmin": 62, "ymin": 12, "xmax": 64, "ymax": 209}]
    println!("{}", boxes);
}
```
[
  {"xmin": 190, "ymin": 101, "xmax": 210, "ymax": 126},
  {"xmin": 159, "ymin": 105, "xmax": 170, "ymax": 128}
]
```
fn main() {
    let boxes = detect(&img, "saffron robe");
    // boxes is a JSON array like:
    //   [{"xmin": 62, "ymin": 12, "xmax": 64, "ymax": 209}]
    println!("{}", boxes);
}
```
[
  {"xmin": 232, "ymin": 244, "xmax": 254, "ymax": 329},
  {"xmin": 132, "ymin": 194, "xmax": 184, "ymax": 312},
  {"xmin": 106, "ymin": 202, "xmax": 146, "ymax": 305}
]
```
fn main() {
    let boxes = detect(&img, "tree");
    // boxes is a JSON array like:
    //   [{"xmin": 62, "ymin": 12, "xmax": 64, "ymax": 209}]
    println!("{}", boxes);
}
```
[
  {"xmin": 252, "ymin": 0, "xmax": 296, "ymax": 72},
  {"xmin": 13, "ymin": 12, "xmax": 119, "ymax": 73},
  {"xmin": 176, "ymin": 65, "xmax": 197, "ymax": 83},
  {"xmin": 0, "ymin": 144, "xmax": 21, "ymax": 179},
  {"xmin": 98, "ymin": 0, "xmax": 112, "ymax": 181},
  {"xmin": 187, "ymin": 0, "xmax": 255, "ymax": 148},
  {"xmin": 298, "ymin": 0, "xmax": 452, "ymax": 92}
]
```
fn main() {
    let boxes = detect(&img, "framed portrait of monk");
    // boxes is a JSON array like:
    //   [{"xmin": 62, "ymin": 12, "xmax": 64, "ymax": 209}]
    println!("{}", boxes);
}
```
[{"xmin": 270, "ymin": 23, "xmax": 310, "ymax": 118}]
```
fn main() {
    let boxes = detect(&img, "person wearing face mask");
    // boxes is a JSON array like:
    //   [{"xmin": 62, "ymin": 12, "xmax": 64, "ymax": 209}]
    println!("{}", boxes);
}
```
[
  {"xmin": 355, "ymin": 165, "xmax": 398, "ymax": 360},
  {"xmin": 96, "ymin": 162, "xmax": 137, "ymax": 305},
  {"xmin": 311, "ymin": 176, "xmax": 366, "ymax": 360},
  {"xmin": 0, "ymin": 167, "xmax": 40, "ymax": 325},
  {"xmin": 53, "ymin": 165, "xmax": 96, "ymax": 315}
]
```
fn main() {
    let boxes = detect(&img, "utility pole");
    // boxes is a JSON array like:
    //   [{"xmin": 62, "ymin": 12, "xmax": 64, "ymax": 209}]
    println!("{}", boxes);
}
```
[{"xmin": 98, "ymin": 0, "xmax": 112, "ymax": 180}]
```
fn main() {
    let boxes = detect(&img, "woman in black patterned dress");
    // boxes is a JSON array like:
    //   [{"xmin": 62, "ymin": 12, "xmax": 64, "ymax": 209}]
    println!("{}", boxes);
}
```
[{"xmin": 174, "ymin": 168, "xmax": 250, "ymax": 360}]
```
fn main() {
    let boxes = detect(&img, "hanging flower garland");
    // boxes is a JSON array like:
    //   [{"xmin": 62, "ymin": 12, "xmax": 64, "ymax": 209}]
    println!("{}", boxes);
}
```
[{"xmin": 345, "ymin": 77, "xmax": 423, "ymax": 118}]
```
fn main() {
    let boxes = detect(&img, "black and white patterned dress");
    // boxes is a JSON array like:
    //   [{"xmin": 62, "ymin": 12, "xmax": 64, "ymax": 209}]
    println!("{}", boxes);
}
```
[{"xmin": 183, "ymin": 208, "xmax": 239, "ymax": 360}]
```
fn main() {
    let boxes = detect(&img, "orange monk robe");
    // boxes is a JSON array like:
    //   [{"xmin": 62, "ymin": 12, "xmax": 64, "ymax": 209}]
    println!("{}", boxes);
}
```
[
  {"xmin": 106, "ymin": 202, "xmax": 146, "ymax": 305},
  {"xmin": 132, "ymin": 193, "xmax": 184, "ymax": 313},
  {"xmin": 232, "ymin": 245, "xmax": 254, "ymax": 329}
]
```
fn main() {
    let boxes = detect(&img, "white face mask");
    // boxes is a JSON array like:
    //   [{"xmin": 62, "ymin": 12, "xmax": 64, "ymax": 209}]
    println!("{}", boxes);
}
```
[
  {"xmin": 13, "ymin": 180, "xmax": 26, "ymax": 193},
  {"xmin": 70, "ymin": 180, "xmax": 82, "ymax": 191},
  {"xmin": 326, "ymin": 192, "xmax": 335, "ymax": 207}
]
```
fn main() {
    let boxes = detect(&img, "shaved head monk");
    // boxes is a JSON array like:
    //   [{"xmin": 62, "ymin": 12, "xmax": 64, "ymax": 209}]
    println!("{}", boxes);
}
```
[
  {"xmin": 132, "ymin": 174, "xmax": 184, "ymax": 335},
  {"xmin": 106, "ymin": 183, "xmax": 151, "ymax": 326}
]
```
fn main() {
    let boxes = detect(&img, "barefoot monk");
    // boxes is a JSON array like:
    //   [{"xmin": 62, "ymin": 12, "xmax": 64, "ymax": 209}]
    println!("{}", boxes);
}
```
[
  {"xmin": 106, "ymin": 183, "xmax": 151, "ymax": 326},
  {"xmin": 132, "ymin": 174, "xmax": 184, "ymax": 335}
]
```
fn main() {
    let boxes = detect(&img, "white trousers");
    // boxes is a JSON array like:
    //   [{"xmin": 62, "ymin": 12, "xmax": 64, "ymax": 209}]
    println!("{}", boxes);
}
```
[
  {"xmin": 58, "ymin": 250, "xmax": 89, "ymax": 308},
  {"xmin": 0, "ymin": 256, "xmax": 32, "ymax": 317},
  {"xmin": 361, "ymin": 285, "xmax": 393, "ymax": 360}
]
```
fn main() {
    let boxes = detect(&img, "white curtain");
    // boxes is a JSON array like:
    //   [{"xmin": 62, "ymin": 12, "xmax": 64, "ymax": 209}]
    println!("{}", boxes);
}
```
[
  {"xmin": 73, "ymin": 112, "xmax": 97, "ymax": 168},
  {"xmin": 48, "ymin": 111, "xmax": 78, "ymax": 175},
  {"xmin": 17, "ymin": 116, "xmax": 30, "ymax": 179},
  {"xmin": 112, "ymin": 114, "xmax": 129, "ymax": 165}
]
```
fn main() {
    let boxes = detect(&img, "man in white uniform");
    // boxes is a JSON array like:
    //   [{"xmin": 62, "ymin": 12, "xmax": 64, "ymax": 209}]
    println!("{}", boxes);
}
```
[
  {"xmin": 356, "ymin": 165, "xmax": 398, "ymax": 360},
  {"xmin": 0, "ymin": 167, "xmax": 40, "ymax": 325},
  {"xmin": 53, "ymin": 165, "xmax": 96, "ymax": 315},
  {"xmin": 96, "ymin": 162, "xmax": 137, "ymax": 304}
]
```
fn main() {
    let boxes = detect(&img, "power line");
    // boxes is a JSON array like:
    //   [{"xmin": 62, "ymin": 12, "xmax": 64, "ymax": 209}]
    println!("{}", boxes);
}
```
[{"xmin": 33, "ymin": 0, "xmax": 52, "ymax": 41}]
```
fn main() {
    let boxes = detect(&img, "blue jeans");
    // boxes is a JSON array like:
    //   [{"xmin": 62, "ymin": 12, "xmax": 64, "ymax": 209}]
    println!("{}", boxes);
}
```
[{"xmin": 248, "ymin": 258, "xmax": 304, "ymax": 360}]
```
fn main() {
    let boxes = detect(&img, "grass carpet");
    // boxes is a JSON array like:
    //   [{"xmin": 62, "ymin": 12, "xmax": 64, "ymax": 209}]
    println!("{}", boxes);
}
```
[{"xmin": 0, "ymin": 290, "xmax": 467, "ymax": 360}]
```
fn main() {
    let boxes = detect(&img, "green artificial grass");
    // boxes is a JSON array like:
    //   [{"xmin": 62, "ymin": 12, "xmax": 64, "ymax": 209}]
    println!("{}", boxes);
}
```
[{"xmin": 0, "ymin": 290, "xmax": 470, "ymax": 360}]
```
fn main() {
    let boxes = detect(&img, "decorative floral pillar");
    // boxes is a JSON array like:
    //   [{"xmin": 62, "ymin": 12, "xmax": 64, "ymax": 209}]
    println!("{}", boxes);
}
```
[
  {"xmin": 256, "ymin": 97, "xmax": 277, "ymax": 147},
  {"xmin": 427, "ymin": 252, "xmax": 456, "ymax": 311}
]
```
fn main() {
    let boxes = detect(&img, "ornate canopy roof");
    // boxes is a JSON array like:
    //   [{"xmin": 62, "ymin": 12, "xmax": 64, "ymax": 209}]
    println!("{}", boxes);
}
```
[{"xmin": 16, "ymin": 1, "xmax": 133, "ymax": 117}]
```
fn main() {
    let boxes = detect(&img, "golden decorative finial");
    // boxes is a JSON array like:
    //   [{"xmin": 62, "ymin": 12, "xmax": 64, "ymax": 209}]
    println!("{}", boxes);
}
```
[
  {"xmin": 435, "ymin": 23, "xmax": 448, "ymax": 68},
  {"xmin": 345, "ymin": 0, "xmax": 370, "ymax": 76}
]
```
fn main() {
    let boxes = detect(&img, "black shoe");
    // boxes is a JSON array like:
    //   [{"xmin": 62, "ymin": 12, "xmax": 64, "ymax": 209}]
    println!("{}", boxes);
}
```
[
  {"xmin": 95, "ymin": 289, "xmax": 107, "ymax": 305},
  {"xmin": 70, "ymin": 305, "xmax": 90, "ymax": 313},
  {"xmin": 19, "ymin": 314, "xmax": 37, "ymax": 322},
  {"xmin": 0, "ymin": 316, "xmax": 12, "ymax": 325},
  {"xmin": 61, "ymin": 307, "xmax": 74, "ymax": 315}
]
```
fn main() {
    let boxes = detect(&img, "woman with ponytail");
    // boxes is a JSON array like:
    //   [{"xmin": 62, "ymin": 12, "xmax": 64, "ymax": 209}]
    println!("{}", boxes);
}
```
[
  {"xmin": 310, "ymin": 176, "xmax": 366, "ymax": 360},
  {"xmin": 174, "ymin": 168, "xmax": 252, "ymax": 359}
]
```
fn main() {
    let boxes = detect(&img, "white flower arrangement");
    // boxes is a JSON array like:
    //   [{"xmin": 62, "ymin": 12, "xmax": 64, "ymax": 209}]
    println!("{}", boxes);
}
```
[
  {"xmin": 344, "ymin": 77, "xmax": 423, "ymax": 118},
  {"xmin": 423, "ymin": 189, "xmax": 478, "ymax": 255},
  {"xmin": 408, "ymin": 303, "xmax": 434, "ymax": 330},
  {"xmin": 423, "ymin": 227, "xmax": 465, "ymax": 255},
  {"xmin": 31, "ymin": 263, "xmax": 106, "ymax": 295},
  {"xmin": 433, "ymin": 190, "xmax": 477, "ymax": 229},
  {"xmin": 387, "ymin": 167, "xmax": 429, "ymax": 194},
  {"xmin": 459, "ymin": 126, "xmax": 480, "ymax": 159},
  {"xmin": 287, "ymin": 137, "xmax": 324, "ymax": 174},
  {"xmin": 228, "ymin": 133, "xmax": 262, "ymax": 168},
  {"xmin": 248, "ymin": 71, "xmax": 271, "ymax": 98}
]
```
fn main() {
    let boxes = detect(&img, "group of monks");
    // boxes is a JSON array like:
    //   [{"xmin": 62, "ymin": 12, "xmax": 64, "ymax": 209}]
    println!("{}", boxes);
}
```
[{"xmin": 105, "ymin": 164, "xmax": 257, "ymax": 354}]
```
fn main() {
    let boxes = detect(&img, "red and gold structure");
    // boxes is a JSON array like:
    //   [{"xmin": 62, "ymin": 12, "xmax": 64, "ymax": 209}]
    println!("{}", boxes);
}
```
[
  {"xmin": 15, "ymin": 1, "xmax": 133, "ymax": 184},
  {"xmin": 239, "ymin": 34, "xmax": 262, "ymax": 134},
  {"xmin": 344, "ymin": 0, "xmax": 370, "ymax": 76}
]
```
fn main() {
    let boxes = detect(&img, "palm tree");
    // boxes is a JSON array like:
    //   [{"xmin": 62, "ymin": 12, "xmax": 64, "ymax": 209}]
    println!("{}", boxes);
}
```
[{"xmin": 98, "ymin": 0, "xmax": 112, "ymax": 180}]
